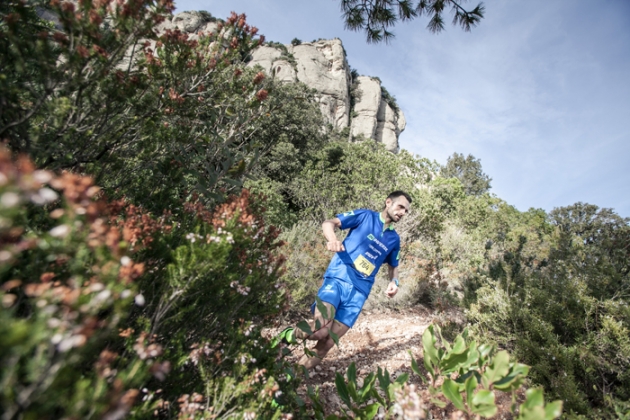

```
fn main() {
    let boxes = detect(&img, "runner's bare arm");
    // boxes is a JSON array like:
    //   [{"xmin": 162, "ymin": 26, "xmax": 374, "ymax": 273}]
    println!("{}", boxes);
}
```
[
  {"xmin": 385, "ymin": 265, "xmax": 399, "ymax": 298},
  {"xmin": 322, "ymin": 218, "xmax": 344, "ymax": 252}
]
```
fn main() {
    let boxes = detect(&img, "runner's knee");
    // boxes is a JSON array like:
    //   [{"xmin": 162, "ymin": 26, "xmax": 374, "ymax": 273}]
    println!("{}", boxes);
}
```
[{"xmin": 310, "ymin": 327, "xmax": 330, "ymax": 341}]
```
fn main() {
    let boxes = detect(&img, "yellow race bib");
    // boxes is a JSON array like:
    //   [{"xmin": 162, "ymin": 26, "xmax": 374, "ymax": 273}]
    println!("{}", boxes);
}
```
[{"xmin": 354, "ymin": 255, "xmax": 375, "ymax": 277}]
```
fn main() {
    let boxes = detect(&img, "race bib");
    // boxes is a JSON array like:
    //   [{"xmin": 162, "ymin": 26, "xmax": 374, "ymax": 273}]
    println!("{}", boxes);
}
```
[{"xmin": 354, "ymin": 255, "xmax": 375, "ymax": 277}]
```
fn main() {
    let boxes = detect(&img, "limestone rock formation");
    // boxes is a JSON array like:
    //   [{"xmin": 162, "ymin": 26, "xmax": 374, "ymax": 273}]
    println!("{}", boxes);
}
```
[
  {"xmin": 350, "ymin": 76, "xmax": 381, "ymax": 141},
  {"xmin": 155, "ymin": 12, "xmax": 406, "ymax": 152},
  {"xmin": 287, "ymin": 40, "xmax": 351, "ymax": 130},
  {"xmin": 246, "ymin": 38, "xmax": 406, "ymax": 152},
  {"xmin": 376, "ymin": 98, "xmax": 406, "ymax": 154},
  {"xmin": 247, "ymin": 46, "xmax": 296, "ymax": 83},
  {"xmin": 348, "ymin": 77, "xmax": 405, "ymax": 153}
]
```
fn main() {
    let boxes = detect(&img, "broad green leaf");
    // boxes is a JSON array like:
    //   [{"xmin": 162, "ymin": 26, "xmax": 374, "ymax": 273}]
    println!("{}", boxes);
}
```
[
  {"xmin": 465, "ymin": 375, "xmax": 478, "ymax": 406},
  {"xmin": 492, "ymin": 373, "xmax": 525, "ymax": 392},
  {"xmin": 296, "ymin": 320, "xmax": 313, "ymax": 336},
  {"xmin": 483, "ymin": 350, "xmax": 510, "ymax": 386},
  {"xmin": 347, "ymin": 380, "xmax": 359, "ymax": 402},
  {"xmin": 512, "ymin": 363, "xmax": 530, "ymax": 376},
  {"xmin": 472, "ymin": 404, "xmax": 498, "ymax": 418},
  {"xmin": 360, "ymin": 373, "xmax": 376, "ymax": 401},
  {"xmin": 455, "ymin": 370, "xmax": 474, "ymax": 384},
  {"xmin": 493, "ymin": 363, "xmax": 529, "ymax": 392},
  {"xmin": 451, "ymin": 335, "xmax": 467, "ymax": 354},
  {"xmin": 518, "ymin": 406, "xmax": 545, "ymax": 420},
  {"xmin": 422, "ymin": 325, "xmax": 440, "ymax": 366},
  {"xmin": 442, "ymin": 379, "xmax": 466, "ymax": 411},
  {"xmin": 395, "ymin": 372, "xmax": 409, "ymax": 385},
  {"xmin": 371, "ymin": 387, "xmax": 386, "ymax": 406},
  {"xmin": 431, "ymin": 397, "xmax": 447, "ymax": 408},
  {"xmin": 347, "ymin": 362, "xmax": 357, "ymax": 384},
  {"xmin": 472, "ymin": 390, "xmax": 495, "ymax": 406},
  {"xmin": 329, "ymin": 330, "xmax": 340, "ymax": 346},
  {"xmin": 362, "ymin": 403, "xmax": 381, "ymax": 419},
  {"xmin": 423, "ymin": 354, "xmax": 435, "ymax": 380},
  {"xmin": 522, "ymin": 388, "xmax": 544, "ymax": 410},
  {"xmin": 386, "ymin": 383, "xmax": 396, "ymax": 401},
  {"xmin": 315, "ymin": 297, "xmax": 329, "ymax": 320},
  {"xmin": 472, "ymin": 390, "xmax": 497, "ymax": 417},
  {"xmin": 478, "ymin": 343, "xmax": 494, "ymax": 360},
  {"xmin": 440, "ymin": 349, "xmax": 469, "ymax": 374},
  {"xmin": 409, "ymin": 352, "xmax": 422, "ymax": 377},
  {"xmin": 436, "ymin": 324, "xmax": 451, "ymax": 352},
  {"xmin": 544, "ymin": 400, "xmax": 563, "ymax": 419},
  {"xmin": 334, "ymin": 372, "xmax": 351, "ymax": 406},
  {"xmin": 377, "ymin": 367, "xmax": 391, "ymax": 393},
  {"xmin": 463, "ymin": 341, "xmax": 480, "ymax": 369},
  {"xmin": 422, "ymin": 326, "xmax": 439, "ymax": 380},
  {"xmin": 315, "ymin": 319, "xmax": 322, "ymax": 331}
]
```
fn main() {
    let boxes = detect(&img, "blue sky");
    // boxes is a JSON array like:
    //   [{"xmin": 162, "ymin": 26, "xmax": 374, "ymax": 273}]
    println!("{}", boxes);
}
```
[{"xmin": 174, "ymin": 0, "xmax": 630, "ymax": 217}]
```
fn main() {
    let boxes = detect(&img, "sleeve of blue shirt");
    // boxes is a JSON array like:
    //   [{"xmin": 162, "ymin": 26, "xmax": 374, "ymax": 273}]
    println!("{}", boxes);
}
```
[
  {"xmin": 385, "ymin": 243, "xmax": 401, "ymax": 267},
  {"xmin": 336, "ymin": 209, "xmax": 368, "ymax": 230}
]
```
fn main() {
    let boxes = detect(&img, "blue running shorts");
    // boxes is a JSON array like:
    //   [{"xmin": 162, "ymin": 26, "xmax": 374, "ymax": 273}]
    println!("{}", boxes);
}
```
[{"xmin": 310, "ymin": 277, "xmax": 368, "ymax": 328}]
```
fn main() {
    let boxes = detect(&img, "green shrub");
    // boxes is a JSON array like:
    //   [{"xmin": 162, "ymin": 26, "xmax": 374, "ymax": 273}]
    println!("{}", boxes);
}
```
[{"xmin": 466, "ymin": 203, "xmax": 630, "ymax": 416}]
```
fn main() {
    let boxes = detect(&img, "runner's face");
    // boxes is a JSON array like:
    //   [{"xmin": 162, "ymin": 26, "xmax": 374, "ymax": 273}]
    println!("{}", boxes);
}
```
[{"xmin": 386, "ymin": 196, "xmax": 410, "ymax": 223}]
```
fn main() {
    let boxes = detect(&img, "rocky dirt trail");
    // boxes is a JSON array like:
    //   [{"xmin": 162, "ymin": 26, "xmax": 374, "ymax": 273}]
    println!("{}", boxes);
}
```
[{"xmin": 269, "ymin": 306, "xmax": 519, "ymax": 419}]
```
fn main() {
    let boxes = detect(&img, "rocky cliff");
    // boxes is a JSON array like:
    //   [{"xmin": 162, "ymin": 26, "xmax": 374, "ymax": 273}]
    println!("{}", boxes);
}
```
[{"xmin": 159, "ymin": 11, "xmax": 406, "ymax": 153}]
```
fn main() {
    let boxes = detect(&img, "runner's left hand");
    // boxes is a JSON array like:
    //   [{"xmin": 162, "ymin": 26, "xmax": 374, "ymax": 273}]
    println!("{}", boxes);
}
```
[{"xmin": 385, "ymin": 282, "xmax": 398, "ymax": 298}]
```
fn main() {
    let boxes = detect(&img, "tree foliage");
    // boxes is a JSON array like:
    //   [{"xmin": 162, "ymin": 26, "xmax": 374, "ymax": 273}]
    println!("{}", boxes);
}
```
[
  {"xmin": 340, "ymin": 0, "xmax": 485, "ymax": 43},
  {"xmin": 467, "ymin": 203, "xmax": 630, "ymax": 416},
  {"xmin": 441, "ymin": 152, "xmax": 492, "ymax": 196}
]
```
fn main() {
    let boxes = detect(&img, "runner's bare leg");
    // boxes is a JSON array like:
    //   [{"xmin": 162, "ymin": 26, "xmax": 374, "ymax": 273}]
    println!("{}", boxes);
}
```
[{"xmin": 295, "ymin": 302, "xmax": 350, "ymax": 369}]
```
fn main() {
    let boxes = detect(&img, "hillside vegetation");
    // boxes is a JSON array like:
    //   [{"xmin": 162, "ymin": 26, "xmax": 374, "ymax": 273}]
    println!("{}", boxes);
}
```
[{"xmin": 1, "ymin": 1, "xmax": 628, "ymax": 419}]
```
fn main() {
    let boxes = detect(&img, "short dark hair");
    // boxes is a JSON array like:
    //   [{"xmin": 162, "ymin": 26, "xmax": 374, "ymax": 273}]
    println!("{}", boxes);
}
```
[{"xmin": 387, "ymin": 190, "xmax": 412, "ymax": 204}]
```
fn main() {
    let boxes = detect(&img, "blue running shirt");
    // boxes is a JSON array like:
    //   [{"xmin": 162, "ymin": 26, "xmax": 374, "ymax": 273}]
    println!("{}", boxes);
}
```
[{"xmin": 323, "ymin": 209, "xmax": 400, "ymax": 296}]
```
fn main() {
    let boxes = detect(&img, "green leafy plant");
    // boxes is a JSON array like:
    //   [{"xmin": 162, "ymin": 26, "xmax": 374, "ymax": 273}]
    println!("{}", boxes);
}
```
[{"xmin": 410, "ymin": 324, "xmax": 563, "ymax": 419}]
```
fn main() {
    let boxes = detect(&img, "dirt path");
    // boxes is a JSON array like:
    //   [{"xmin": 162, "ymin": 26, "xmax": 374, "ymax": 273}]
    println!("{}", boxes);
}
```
[{"xmin": 269, "ymin": 306, "xmax": 518, "ymax": 419}]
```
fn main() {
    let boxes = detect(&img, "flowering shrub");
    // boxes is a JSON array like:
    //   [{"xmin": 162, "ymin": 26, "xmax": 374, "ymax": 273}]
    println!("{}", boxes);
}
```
[
  {"xmin": 0, "ymin": 0, "xmax": 296, "ymax": 217},
  {"xmin": 0, "ymin": 147, "xmax": 302, "ymax": 418},
  {"xmin": 0, "ymin": 147, "xmax": 159, "ymax": 418}
]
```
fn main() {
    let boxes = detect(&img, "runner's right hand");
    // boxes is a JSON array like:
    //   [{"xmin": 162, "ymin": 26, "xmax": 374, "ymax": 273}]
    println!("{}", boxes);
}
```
[{"xmin": 326, "ymin": 241, "xmax": 345, "ymax": 252}]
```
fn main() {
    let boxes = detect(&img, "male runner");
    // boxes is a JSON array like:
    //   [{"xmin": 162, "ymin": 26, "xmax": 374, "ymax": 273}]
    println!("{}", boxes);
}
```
[{"xmin": 276, "ymin": 191, "xmax": 411, "ymax": 370}]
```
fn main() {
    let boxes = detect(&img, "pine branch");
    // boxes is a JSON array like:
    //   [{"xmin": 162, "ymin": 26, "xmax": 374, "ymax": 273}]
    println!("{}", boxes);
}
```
[{"xmin": 339, "ymin": 0, "xmax": 485, "ymax": 42}]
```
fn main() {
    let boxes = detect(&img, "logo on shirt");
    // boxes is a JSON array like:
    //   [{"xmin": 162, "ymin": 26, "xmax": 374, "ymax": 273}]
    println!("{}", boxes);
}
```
[
  {"xmin": 343, "ymin": 211, "xmax": 355, "ymax": 217},
  {"xmin": 367, "ymin": 234, "xmax": 389, "ymax": 252}
]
